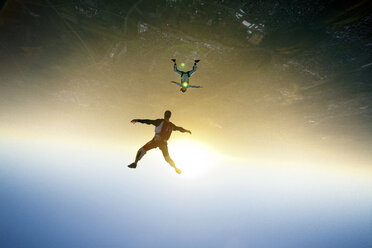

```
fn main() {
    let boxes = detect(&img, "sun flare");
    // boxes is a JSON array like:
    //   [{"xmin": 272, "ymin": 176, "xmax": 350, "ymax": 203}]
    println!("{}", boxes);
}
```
[{"xmin": 169, "ymin": 139, "xmax": 219, "ymax": 179}]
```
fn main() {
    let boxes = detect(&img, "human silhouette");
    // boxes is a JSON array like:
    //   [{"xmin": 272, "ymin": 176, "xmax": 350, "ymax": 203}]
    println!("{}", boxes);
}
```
[
  {"xmin": 171, "ymin": 59, "xmax": 201, "ymax": 93},
  {"xmin": 128, "ymin": 110, "xmax": 191, "ymax": 174}
]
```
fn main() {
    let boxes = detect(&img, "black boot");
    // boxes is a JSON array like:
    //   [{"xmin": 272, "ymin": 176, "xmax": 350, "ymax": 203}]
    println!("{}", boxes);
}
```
[{"xmin": 128, "ymin": 163, "xmax": 137, "ymax": 168}]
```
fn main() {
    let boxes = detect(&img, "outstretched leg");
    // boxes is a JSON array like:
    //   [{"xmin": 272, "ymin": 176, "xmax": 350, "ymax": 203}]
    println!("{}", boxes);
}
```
[
  {"xmin": 165, "ymin": 155, "xmax": 181, "ymax": 174},
  {"xmin": 128, "ymin": 140, "xmax": 154, "ymax": 169},
  {"xmin": 160, "ymin": 143, "xmax": 181, "ymax": 174}
]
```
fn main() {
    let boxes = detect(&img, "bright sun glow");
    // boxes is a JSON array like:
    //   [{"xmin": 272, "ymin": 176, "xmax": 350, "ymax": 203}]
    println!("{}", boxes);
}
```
[{"xmin": 169, "ymin": 139, "xmax": 219, "ymax": 179}]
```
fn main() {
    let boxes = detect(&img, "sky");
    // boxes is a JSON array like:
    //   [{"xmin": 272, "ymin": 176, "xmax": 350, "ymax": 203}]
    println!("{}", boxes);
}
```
[
  {"xmin": 1, "ymin": 0, "xmax": 372, "ymax": 247},
  {"xmin": 1, "ymin": 138, "xmax": 372, "ymax": 248}
]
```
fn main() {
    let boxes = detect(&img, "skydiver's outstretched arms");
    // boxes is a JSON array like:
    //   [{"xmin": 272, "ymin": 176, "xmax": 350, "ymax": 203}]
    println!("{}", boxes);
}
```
[
  {"xmin": 171, "ymin": 81, "xmax": 182, "ymax": 87},
  {"xmin": 131, "ymin": 119, "xmax": 162, "ymax": 126},
  {"xmin": 173, "ymin": 125, "xmax": 192, "ymax": 134},
  {"xmin": 189, "ymin": 85, "xmax": 202, "ymax": 88}
]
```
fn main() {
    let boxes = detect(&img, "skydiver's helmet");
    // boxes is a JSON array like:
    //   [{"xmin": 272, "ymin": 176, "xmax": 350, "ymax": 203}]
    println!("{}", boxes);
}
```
[
  {"xmin": 180, "ymin": 88, "xmax": 187, "ymax": 93},
  {"xmin": 164, "ymin": 110, "xmax": 172, "ymax": 119}
]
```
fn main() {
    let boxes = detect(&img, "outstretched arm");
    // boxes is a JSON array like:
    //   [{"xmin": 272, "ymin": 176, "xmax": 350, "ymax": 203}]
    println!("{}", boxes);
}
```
[
  {"xmin": 173, "ymin": 125, "xmax": 192, "ymax": 134},
  {"xmin": 131, "ymin": 119, "xmax": 162, "ymax": 126},
  {"xmin": 188, "ymin": 85, "xmax": 202, "ymax": 88}
]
